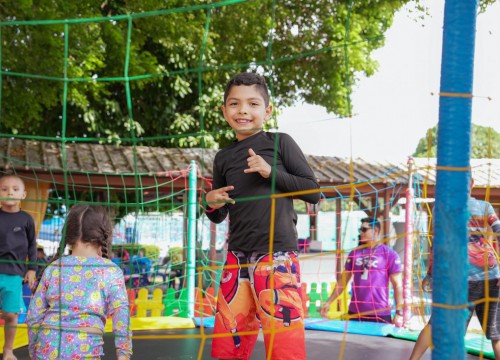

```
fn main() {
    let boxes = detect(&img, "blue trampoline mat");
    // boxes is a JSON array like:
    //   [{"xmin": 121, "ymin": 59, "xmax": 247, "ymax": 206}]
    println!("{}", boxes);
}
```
[{"xmin": 195, "ymin": 317, "xmax": 393, "ymax": 337}]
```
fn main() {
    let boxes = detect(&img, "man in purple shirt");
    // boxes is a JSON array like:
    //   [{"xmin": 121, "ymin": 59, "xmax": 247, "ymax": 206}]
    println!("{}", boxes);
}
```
[{"xmin": 321, "ymin": 217, "xmax": 403, "ymax": 324}]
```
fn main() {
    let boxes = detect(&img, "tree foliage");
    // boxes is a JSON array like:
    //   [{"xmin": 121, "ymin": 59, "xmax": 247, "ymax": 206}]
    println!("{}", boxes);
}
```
[
  {"xmin": 413, "ymin": 124, "xmax": 500, "ymax": 159},
  {"xmin": 0, "ymin": 0, "xmax": 497, "ymax": 148},
  {"xmin": 479, "ymin": 0, "xmax": 498, "ymax": 12}
]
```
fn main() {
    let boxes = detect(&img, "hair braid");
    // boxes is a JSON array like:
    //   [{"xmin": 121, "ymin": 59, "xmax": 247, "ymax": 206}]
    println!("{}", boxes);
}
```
[
  {"xmin": 75, "ymin": 205, "xmax": 112, "ymax": 257},
  {"xmin": 98, "ymin": 223, "xmax": 111, "ymax": 259},
  {"xmin": 37, "ymin": 205, "xmax": 114, "ymax": 283}
]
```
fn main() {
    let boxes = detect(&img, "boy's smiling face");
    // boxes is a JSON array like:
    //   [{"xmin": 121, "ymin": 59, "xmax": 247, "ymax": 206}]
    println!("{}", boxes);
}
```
[{"xmin": 221, "ymin": 84, "xmax": 273, "ymax": 141}]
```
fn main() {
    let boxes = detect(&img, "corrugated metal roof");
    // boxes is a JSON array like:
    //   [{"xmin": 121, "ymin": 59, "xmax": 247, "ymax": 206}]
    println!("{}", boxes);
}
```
[
  {"xmin": 0, "ymin": 138, "xmax": 499, "ymax": 188},
  {"xmin": 0, "ymin": 138, "xmax": 217, "ymax": 178},
  {"xmin": 411, "ymin": 158, "xmax": 500, "ymax": 188}
]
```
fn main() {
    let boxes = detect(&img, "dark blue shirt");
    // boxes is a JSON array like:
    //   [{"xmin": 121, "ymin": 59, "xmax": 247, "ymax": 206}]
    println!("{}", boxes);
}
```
[{"xmin": 0, "ymin": 209, "xmax": 37, "ymax": 276}]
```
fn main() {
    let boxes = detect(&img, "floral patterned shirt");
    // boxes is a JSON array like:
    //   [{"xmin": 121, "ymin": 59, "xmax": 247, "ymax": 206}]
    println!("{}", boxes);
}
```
[{"xmin": 27, "ymin": 256, "xmax": 132, "ymax": 357}]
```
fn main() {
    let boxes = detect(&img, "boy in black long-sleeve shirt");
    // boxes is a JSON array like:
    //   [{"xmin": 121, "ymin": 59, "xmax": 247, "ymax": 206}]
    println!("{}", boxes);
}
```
[
  {"xmin": 206, "ymin": 73, "xmax": 319, "ymax": 360},
  {"xmin": 0, "ymin": 175, "xmax": 37, "ymax": 360}
]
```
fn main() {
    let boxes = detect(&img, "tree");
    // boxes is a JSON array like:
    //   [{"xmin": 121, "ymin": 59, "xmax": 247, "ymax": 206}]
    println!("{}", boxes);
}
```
[
  {"xmin": 413, "ymin": 124, "xmax": 500, "ymax": 158},
  {"xmin": 0, "ymin": 0, "xmax": 496, "ymax": 148}
]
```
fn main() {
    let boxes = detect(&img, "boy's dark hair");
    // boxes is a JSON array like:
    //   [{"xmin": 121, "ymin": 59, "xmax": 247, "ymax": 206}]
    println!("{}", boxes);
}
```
[
  {"xmin": 51, "ymin": 205, "xmax": 113, "ymax": 264},
  {"xmin": 0, "ymin": 174, "xmax": 26, "ymax": 189},
  {"xmin": 224, "ymin": 72, "xmax": 270, "ymax": 106},
  {"xmin": 361, "ymin": 217, "xmax": 381, "ymax": 231}
]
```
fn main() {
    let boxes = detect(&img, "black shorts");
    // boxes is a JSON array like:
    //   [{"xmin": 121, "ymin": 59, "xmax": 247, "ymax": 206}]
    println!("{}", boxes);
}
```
[
  {"xmin": 467, "ymin": 279, "xmax": 500, "ymax": 340},
  {"xmin": 348, "ymin": 311, "xmax": 392, "ymax": 324}
]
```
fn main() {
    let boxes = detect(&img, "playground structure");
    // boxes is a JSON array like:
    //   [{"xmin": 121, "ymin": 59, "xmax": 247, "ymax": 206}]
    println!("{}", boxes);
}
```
[
  {"xmin": 1, "ymin": 155, "xmax": 499, "ymax": 358},
  {"xmin": 1, "ymin": 0, "xmax": 500, "ymax": 359}
]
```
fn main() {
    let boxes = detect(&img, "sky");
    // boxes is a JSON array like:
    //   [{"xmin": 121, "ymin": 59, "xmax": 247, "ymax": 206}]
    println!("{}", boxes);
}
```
[{"xmin": 276, "ymin": 0, "xmax": 500, "ymax": 162}]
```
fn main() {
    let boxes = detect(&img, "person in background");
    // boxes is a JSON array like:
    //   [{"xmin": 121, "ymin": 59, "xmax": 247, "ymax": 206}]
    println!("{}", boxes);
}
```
[
  {"xmin": 409, "ymin": 177, "xmax": 500, "ymax": 360},
  {"xmin": 166, "ymin": 248, "xmax": 185, "ymax": 290},
  {"xmin": 0, "ymin": 174, "xmax": 37, "ymax": 360},
  {"xmin": 115, "ymin": 248, "xmax": 130, "ymax": 275},
  {"xmin": 321, "ymin": 217, "xmax": 403, "ymax": 325},
  {"xmin": 35, "ymin": 246, "xmax": 48, "ymax": 280},
  {"xmin": 205, "ymin": 72, "xmax": 320, "ymax": 360},
  {"xmin": 131, "ymin": 249, "xmax": 152, "ymax": 286},
  {"xmin": 26, "ymin": 205, "xmax": 132, "ymax": 360}
]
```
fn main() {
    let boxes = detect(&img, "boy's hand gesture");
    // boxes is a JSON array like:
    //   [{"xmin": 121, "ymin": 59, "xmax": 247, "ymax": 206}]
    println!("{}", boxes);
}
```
[
  {"xmin": 244, "ymin": 148, "xmax": 271, "ymax": 179},
  {"xmin": 25, "ymin": 269, "xmax": 36, "ymax": 289},
  {"xmin": 206, "ymin": 186, "xmax": 235, "ymax": 210}
]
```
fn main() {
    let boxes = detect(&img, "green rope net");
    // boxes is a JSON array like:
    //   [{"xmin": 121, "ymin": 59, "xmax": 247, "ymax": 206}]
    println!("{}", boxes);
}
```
[{"xmin": 0, "ymin": 1, "xmax": 497, "ymax": 359}]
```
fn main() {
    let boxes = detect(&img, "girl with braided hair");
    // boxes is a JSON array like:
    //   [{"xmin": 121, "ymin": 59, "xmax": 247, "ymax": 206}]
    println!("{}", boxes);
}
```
[{"xmin": 26, "ymin": 204, "xmax": 132, "ymax": 359}]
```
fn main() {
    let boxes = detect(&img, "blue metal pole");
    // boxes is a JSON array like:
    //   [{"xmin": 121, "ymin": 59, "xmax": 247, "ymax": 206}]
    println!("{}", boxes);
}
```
[
  {"xmin": 433, "ymin": 1, "xmax": 478, "ymax": 358},
  {"xmin": 187, "ymin": 160, "xmax": 198, "ymax": 318}
]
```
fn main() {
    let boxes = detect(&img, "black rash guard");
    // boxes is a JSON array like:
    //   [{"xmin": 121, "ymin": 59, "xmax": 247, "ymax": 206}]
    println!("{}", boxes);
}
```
[{"xmin": 206, "ymin": 131, "xmax": 320, "ymax": 253}]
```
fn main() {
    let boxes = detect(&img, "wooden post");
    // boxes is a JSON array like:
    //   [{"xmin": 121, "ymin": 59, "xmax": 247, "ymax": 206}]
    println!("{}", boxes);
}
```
[
  {"xmin": 308, "ymin": 202, "xmax": 319, "ymax": 242},
  {"xmin": 21, "ymin": 179, "xmax": 50, "ymax": 238},
  {"xmin": 383, "ymin": 189, "xmax": 391, "ymax": 239}
]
